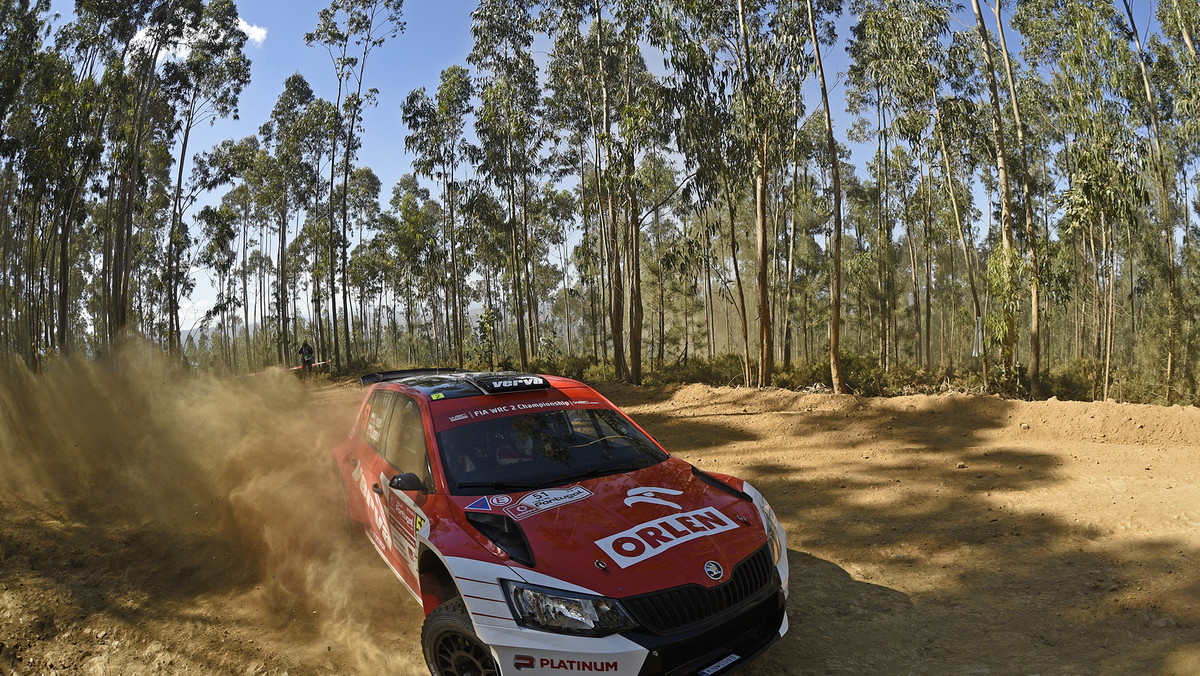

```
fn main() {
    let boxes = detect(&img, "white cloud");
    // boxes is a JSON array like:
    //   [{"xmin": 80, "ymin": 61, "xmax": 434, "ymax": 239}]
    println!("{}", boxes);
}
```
[
  {"xmin": 127, "ymin": 16, "xmax": 265, "ymax": 65},
  {"xmin": 238, "ymin": 18, "xmax": 267, "ymax": 48}
]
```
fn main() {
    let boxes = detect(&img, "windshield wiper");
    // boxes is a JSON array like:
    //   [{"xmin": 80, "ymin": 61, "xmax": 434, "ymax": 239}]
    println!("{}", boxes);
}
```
[
  {"xmin": 539, "ymin": 464, "xmax": 640, "ymax": 488},
  {"xmin": 456, "ymin": 480, "xmax": 543, "ymax": 491}
]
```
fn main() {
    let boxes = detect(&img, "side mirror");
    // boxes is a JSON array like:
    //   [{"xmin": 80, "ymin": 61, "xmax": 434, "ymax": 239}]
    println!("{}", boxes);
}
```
[{"xmin": 389, "ymin": 472, "xmax": 426, "ymax": 492}]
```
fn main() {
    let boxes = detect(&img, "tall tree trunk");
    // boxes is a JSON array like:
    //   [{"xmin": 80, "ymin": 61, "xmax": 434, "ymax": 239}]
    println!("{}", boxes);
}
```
[
  {"xmin": 594, "ymin": 8, "xmax": 625, "ymax": 379},
  {"xmin": 723, "ymin": 177, "xmax": 752, "ymax": 386},
  {"xmin": 278, "ymin": 205, "xmax": 289, "ymax": 366},
  {"xmin": 920, "ymin": 144, "xmax": 933, "ymax": 369},
  {"xmin": 806, "ymin": 0, "xmax": 845, "ymax": 394},
  {"xmin": 935, "ymin": 97, "xmax": 989, "ymax": 388},
  {"xmin": 1123, "ymin": 0, "xmax": 1177, "ymax": 403},
  {"xmin": 972, "ymin": 0, "xmax": 1017, "ymax": 373},
  {"xmin": 628, "ymin": 155, "xmax": 644, "ymax": 385},
  {"xmin": 1172, "ymin": 0, "xmax": 1198, "ymax": 58},
  {"xmin": 783, "ymin": 162, "xmax": 797, "ymax": 368},
  {"xmin": 992, "ymin": 1, "xmax": 1041, "ymax": 395},
  {"xmin": 900, "ymin": 175, "xmax": 922, "ymax": 366},
  {"xmin": 755, "ymin": 134, "xmax": 773, "ymax": 387},
  {"xmin": 447, "ymin": 165, "xmax": 463, "ymax": 367}
]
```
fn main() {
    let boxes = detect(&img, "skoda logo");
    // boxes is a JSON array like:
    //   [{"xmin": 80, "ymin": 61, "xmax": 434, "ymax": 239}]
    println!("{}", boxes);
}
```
[{"xmin": 704, "ymin": 560, "xmax": 724, "ymax": 581}]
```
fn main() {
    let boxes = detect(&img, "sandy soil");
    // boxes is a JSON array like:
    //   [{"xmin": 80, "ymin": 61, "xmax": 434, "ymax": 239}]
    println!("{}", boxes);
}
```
[{"xmin": 1, "ymin": 359, "xmax": 1198, "ymax": 675}]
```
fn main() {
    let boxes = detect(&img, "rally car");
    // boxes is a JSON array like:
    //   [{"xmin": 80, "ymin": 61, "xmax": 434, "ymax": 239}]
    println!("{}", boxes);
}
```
[{"xmin": 332, "ymin": 370, "xmax": 788, "ymax": 676}]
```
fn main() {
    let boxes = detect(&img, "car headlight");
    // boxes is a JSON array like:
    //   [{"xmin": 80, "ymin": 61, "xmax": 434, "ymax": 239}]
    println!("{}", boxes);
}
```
[
  {"xmin": 502, "ymin": 580, "xmax": 637, "ymax": 636},
  {"xmin": 760, "ymin": 498, "xmax": 784, "ymax": 565}
]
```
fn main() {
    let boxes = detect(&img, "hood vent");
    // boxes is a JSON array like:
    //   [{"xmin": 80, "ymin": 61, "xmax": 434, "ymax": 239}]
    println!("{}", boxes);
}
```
[
  {"xmin": 466, "ymin": 512, "xmax": 535, "ymax": 568},
  {"xmin": 691, "ymin": 465, "xmax": 751, "ymax": 501}
]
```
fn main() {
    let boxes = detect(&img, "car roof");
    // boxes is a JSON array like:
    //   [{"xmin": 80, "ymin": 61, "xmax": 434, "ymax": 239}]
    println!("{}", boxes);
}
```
[{"xmin": 360, "ymin": 369, "xmax": 562, "ymax": 402}]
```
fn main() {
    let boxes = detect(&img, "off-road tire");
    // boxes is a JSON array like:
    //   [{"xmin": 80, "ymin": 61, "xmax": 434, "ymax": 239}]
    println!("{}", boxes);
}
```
[{"xmin": 421, "ymin": 597, "xmax": 500, "ymax": 676}]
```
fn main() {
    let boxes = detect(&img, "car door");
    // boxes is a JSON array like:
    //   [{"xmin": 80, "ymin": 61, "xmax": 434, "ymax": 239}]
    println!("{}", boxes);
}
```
[
  {"xmin": 353, "ymin": 389, "xmax": 397, "ymax": 557},
  {"xmin": 375, "ymin": 393, "xmax": 433, "ymax": 587}
]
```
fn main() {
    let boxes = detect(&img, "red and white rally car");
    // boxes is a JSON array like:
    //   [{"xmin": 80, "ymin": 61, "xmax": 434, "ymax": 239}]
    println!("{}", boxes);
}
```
[{"xmin": 332, "ymin": 370, "xmax": 788, "ymax": 676}]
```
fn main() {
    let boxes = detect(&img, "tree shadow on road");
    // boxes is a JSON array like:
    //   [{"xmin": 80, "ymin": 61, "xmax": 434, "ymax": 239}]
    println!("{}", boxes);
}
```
[{"xmin": 607, "ymin": 386, "xmax": 1200, "ymax": 675}]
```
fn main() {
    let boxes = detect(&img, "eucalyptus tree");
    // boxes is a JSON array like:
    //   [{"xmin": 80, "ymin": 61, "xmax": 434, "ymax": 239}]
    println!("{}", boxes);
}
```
[
  {"xmin": 542, "ymin": 3, "xmax": 607, "ymax": 362},
  {"xmin": 1159, "ymin": 0, "xmax": 1199, "ymax": 58},
  {"xmin": 541, "ymin": 0, "xmax": 666, "ymax": 382},
  {"xmin": 966, "ymin": 0, "xmax": 1021, "ymax": 376},
  {"xmin": 385, "ymin": 173, "xmax": 436, "ymax": 359},
  {"xmin": 469, "ymin": 0, "xmax": 545, "ymax": 370},
  {"xmin": 306, "ymin": 0, "xmax": 405, "ymax": 370},
  {"xmin": 108, "ymin": 0, "xmax": 204, "ymax": 343},
  {"xmin": 196, "ymin": 203, "xmax": 239, "ymax": 367},
  {"xmin": 662, "ymin": 35, "xmax": 754, "ymax": 384},
  {"xmin": 658, "ymin": 0, "xmax": 809, "ymax": 386},
  {"xmin": 614, "ymin": 6, "xmax": 672, "ymax": 386},
  {"xmin": 848, "ymin": 0, "xmax": 950, "ymax": 371},
  {"xmin": 160, "ymin": 0, "xmax": 250, "ymax": 357},
  {"xmin": 1, "ymin": 11, "xmax": 106, "ymax": 361},
  {"xmin": 989, "ymin": 0, "xmax": 1043, "ymax": 394},
  {"xmin": 802, "ymin": 0, "xmax": 847, "ymax": 393},
  {"xmin": 1016, "ymin": 0, "xmax": 1153, "ymax": 398},
  {"xmin": 259, "ymin": 73, "xmax": 319, "ymax": 364},
  {"xmin": 341, "ymin": 165, "xmax": 382, "ymax": 356},
  {"xmin": 847, "ymin": 0, "xmax": 898, "ymax": 369},
  {"xmin": 0, "ymin": 0, "xmax": 49, "ymax": 130},
  {"xmin": 402, "ymin": 64, "xmax": 474, "ymax": 366}
]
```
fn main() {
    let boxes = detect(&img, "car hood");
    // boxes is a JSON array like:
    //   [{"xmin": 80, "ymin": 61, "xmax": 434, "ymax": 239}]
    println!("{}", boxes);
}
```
[{"xmin": 454, "ymin": 458, "xmax": 767, "ymax": 598}]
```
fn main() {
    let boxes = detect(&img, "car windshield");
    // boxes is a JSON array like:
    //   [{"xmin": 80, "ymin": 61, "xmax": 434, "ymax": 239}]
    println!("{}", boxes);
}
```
[{"xmin": 436, "ymin": 407, "xmax": 667, "ymax": 495}]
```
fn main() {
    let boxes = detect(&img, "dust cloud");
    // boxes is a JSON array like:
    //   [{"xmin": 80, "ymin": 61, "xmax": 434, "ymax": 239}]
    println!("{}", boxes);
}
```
[{"xmin": 0, "ymin": 348, "xmax": 425, "ymax": 674}]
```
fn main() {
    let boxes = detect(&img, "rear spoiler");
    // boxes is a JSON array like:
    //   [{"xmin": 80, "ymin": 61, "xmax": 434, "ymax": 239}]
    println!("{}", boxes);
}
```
[{"xmin": 359, "ymin": 367, "xmax": 466, "ymax": 386}]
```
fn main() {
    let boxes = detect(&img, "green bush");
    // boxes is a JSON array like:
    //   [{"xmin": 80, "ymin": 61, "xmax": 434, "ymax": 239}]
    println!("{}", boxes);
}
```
[
  {"xmin": 773, "ymin": 359, "xmax": 831, "ymax": 391},
  {"xmin": 1047, "ymin": 358, "xmax": 1101, "ymax": 401},
  {"xmin": 646, "ymin": 353, "xmax": 747, "ymax": 387},
  {"xmin": 582, "ymin": 361, "xmax": 617, "ymax": 382},
  {"xmin": 885, "ymin": 363, "xmax": 944, "ymax": 395}
]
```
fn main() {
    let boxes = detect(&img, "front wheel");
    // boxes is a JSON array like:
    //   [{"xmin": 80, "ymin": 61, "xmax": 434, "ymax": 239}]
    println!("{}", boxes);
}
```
[{"xmin": 422, "ymin": 597, "xmax": 500, "ymax": 676}]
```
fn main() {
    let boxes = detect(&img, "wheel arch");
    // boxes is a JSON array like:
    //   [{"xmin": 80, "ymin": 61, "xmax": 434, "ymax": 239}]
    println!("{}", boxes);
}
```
[{"xmin": 418, "ymin": 546, "xmax": 459, "ymax": 616}]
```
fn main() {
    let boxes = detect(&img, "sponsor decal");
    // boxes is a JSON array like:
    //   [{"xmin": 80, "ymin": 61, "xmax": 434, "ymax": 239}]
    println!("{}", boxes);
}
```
[
  {"xmin": 445, "ymin": 399, "xmax": 602, "ymax": 425},
  {"xmin": 595, "ymin": 507, "xmax": 740, "ymax": 568},
  {"xmin": 465, "ymin": 497, "xmax": 491, "ymax": 511},
  {"xmin": 514, "ymin": 400, "xmax": 571, "ymax": 410},
  {"xmin": 357, "ymin": 473, "xmax": 392, "ymax": 550},
  {"xmin": 624, "ymin": 486, "xmax": 683, "ymax": 510},
  {"xmin": 698, "ymin": 654, "xmax": 740, "ymax": 676},
  {"xmin": 365, "ymin": 409, "xmax": 386, "ymax": 444},
  {"xmin": 384, "ymin": 470, "xmax": 417, "ymax": 559},
  {"xmin": 505, "ymin": 485, "xmax": 593, "ymax": 521},
  {"xmin": 489, "ymin": 494, "xmax": 513, "ymax": 506},
  {"xmin": 490, "ymin": 377, "xmax": 545, "ymax": 390},
  {"xmin": 513, "ymin": 656, "xmax": 620, "ymax": 672},
  {"xmin": 704, "ymin": 560, "xmax": 724, "ymax": 581}
]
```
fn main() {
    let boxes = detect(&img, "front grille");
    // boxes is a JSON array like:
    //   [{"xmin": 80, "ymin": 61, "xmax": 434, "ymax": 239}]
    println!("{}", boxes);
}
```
[{"xmin": 623, "ymin": 546, "xmax": 775, "ymax": 635}]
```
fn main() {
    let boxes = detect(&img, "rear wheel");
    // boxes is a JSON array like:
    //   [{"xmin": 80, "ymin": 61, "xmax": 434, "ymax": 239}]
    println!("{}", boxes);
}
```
[{"xmin": 421, "ymin": 597, "xmax": 499, "ymax": 676}]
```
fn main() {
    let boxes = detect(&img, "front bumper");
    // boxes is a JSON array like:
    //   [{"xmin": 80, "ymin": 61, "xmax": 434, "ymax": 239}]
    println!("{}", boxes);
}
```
[
  {"xmin": 480, "ymin": 585, "xmax": 786, "ymax": 676},
  {"xmin": 631, "ymin": 589, "xmax": 786, "ymax": 676}
]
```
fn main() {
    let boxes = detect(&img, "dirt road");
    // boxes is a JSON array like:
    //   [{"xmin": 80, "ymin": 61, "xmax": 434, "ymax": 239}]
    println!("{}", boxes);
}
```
[{"xmin": 1, "ymin": 359, "xmax": 1197, "ymax": 674}]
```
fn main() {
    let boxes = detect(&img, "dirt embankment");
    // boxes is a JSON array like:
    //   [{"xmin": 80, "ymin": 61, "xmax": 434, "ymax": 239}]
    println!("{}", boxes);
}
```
[{"xmin": 1, "ymin": 361, "xmax": 1198, "ymax": 674}]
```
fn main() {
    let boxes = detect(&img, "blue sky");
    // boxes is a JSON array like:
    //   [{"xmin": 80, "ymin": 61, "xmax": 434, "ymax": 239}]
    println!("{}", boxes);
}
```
[{"xmin": 193, "ymin": 0, "xmax": 479, "ymax": 196}]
